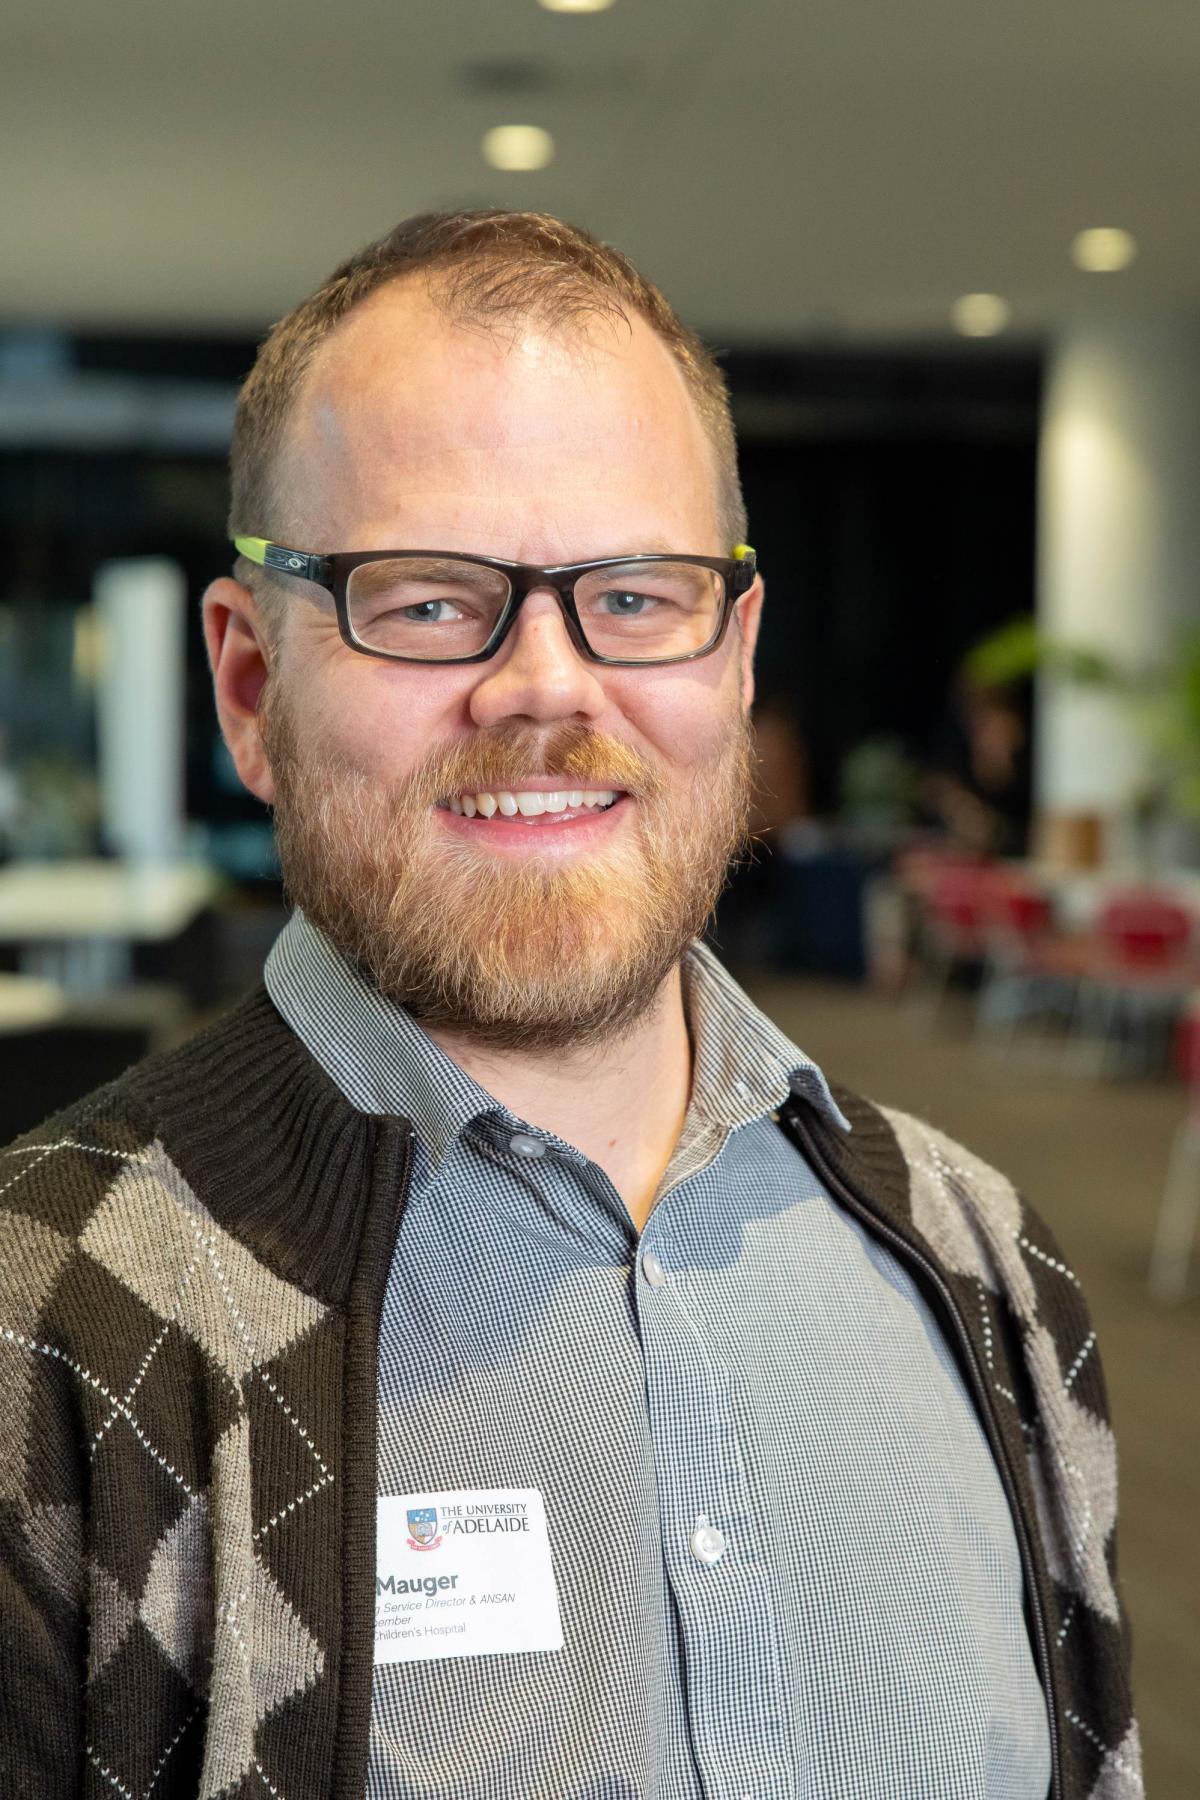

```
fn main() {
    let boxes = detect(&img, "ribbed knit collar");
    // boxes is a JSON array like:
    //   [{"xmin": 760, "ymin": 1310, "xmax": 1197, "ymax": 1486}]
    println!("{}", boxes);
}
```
[{"xmin": 126, "ymin": 983, "xmax": 403, "ymax": 1308}]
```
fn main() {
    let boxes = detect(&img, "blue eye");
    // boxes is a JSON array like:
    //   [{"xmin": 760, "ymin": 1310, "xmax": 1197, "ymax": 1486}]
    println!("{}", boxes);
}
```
[
  {"xmin": 401, "ymin": 600, "xmax": 461, "ymax": 623},
  {"xmin": 597, "ymin": 590, "xmax": 658, "ymax": 616}
]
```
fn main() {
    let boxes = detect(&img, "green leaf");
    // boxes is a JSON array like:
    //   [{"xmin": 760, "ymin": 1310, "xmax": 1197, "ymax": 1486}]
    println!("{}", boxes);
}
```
[{"xmin": 964, "ymin": 617, "xmax": 1123, "ymax": 689}]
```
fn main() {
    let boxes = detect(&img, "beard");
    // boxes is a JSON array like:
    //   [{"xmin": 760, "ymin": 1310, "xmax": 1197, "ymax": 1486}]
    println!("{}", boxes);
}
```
[{"xmin": 260, "ymin": 687, "xmax": 755, "ymax": 1053}]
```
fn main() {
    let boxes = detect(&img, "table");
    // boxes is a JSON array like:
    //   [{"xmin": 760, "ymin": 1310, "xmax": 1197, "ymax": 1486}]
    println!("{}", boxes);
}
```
[{"xmin": 0, "ymin": 860, "xmax": 224, "ymax": 992}]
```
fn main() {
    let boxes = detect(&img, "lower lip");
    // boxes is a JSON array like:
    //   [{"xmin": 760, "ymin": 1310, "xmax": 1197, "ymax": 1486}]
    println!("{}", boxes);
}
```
[{"xmin": 436, "ymin": 795, "xmax": 631, "ymax": 859}]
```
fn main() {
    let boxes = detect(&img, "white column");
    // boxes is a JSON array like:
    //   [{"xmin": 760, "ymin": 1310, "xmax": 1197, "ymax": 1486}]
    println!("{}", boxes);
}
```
[
  {"xmin": 1036, "ymin": 312, "xmax": 1200, "ymax": 848},
  {"xmin": 94, "ymin": 557, "xmax": 187, "ymax": 863}
]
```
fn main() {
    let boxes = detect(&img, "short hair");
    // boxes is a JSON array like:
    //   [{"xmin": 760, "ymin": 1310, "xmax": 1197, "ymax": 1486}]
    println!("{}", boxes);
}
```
[{"xmin": 228, "ymin": 210, "xmax": 747, "ymax": 604}]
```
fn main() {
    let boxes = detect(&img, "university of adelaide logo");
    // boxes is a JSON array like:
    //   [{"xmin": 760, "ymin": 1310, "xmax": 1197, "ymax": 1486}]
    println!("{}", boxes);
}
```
[{"xmin": 406, "ymin": 1506, "xmax": 442, "ymax": 1551}]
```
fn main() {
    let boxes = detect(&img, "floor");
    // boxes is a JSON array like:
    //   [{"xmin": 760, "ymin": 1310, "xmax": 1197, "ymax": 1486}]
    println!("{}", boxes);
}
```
[{"xmin": 737, "ymin": 968, "xmax": 1200, "ymax": 1798}]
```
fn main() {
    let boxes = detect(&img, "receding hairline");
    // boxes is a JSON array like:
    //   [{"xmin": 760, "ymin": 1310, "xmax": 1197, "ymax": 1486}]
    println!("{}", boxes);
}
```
[
  {"xmin": 267, "ymin": 269, "xmax": 726, "ymax": 559},
  {"xmin": 294, "ymin": 264, "xmax": 659, "ymax": 418},
  {"xmin": 228, "ymin": 210, "xmax": 748, "ymax": 610}
]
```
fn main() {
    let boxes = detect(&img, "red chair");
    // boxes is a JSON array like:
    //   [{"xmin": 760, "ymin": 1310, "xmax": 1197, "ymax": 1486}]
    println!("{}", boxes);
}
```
[
  {"xmin": 992, "ymin": 883, "xmax": 1056, "ymax": 940},
  {"xmin": 911, "ymin": 860, "xmax": 1008, "ymax": 1018},
  {"xmin": 1071, "ymin": 890, "xmax": 1200, "ymax": 1076},
  {"xmin": 974, "ymin": 875, "xmax": 1083, "ymax": 1044},
  {"xmin": 1150, "ymin": 999, "xmax": 1200, "ymax": 1300},
  {"xmin": 1099, "ymin": 891, "xmax": 1193, "ymax": 965}
]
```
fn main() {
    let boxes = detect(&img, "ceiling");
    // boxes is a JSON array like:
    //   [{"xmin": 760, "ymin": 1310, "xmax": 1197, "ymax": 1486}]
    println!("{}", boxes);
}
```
[{"xmin": 3, "ymin": 0, "xmax": 1199, "ymax": 343}]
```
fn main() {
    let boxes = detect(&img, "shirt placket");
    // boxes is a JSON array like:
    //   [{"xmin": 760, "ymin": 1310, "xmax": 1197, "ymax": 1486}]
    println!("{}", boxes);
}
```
[{"xmin": 635, "ymin": 1204, "xmax": 795, "ymax": 1800}]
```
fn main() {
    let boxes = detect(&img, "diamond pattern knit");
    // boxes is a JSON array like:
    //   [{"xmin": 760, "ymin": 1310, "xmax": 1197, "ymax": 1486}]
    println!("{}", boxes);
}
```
[{"xmin": 0, "ymin": 986, "xmax": 1140, "ymax": 1798}]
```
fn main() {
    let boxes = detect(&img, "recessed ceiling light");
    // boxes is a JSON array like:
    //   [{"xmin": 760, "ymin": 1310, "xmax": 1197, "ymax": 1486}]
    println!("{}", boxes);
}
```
[
  {"xmin": 1072, "ymin": 227, "xmax": 1137, "ymax": 273},
  {"xmin": 951, "ymin": 293, "xmax": 1011, "ymax": 338},
  {"xmin": 481, "ymin": 124, "xmax": 556, "ymax": 171},
  {"xmin": 539, "ymin": 0, "xmax": 616, "ymax": 11}
]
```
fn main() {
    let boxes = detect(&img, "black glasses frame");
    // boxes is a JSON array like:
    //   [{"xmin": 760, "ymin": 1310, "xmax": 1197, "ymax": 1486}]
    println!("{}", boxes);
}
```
[{"xmin": 239, "ymin": 540, "xmax": 758, "ymax": 667}]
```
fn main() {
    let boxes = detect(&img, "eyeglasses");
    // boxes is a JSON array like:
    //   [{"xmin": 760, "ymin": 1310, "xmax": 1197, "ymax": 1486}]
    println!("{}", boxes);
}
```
[{"xmin": 233, "ymin": 537, "xmax": 757, "ymax": 666}]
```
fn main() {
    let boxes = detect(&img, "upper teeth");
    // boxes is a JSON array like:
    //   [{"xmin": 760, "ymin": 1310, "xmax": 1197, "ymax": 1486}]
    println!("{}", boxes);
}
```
[{"xmin": 447, "ymin": 789, "xmax": 618, "ymax": 818}]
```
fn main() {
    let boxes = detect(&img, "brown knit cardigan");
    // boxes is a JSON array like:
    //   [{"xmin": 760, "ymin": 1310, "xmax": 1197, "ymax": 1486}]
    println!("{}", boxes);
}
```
[{"xmin": 0, "ymin": 987, "xmax": 1140, "ymax": 1797}]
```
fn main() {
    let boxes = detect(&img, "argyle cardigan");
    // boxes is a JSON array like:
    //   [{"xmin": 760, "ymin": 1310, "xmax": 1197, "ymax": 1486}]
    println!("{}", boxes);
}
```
[{"xmin": 0, "ymin": 987, "xmax": 1140, "ymax": 1799}]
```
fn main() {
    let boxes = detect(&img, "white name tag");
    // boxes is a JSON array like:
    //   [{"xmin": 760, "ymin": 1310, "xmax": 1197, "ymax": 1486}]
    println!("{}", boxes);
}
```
[{"xmin": 375, "ymin": 1487, "xmax": 563, "ymax": 1665}]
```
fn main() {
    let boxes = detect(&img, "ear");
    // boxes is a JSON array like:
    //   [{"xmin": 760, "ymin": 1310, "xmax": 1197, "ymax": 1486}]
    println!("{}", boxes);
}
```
[
  {"xmin": 202, "ymin": 577, "xmax": 276, "ymax": 804},
  {"xmin": 733, "ymin": 575, "xmax": 765, "ymax": 712}
]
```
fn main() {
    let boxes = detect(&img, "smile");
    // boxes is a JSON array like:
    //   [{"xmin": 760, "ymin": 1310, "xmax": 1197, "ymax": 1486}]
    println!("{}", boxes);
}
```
[{"xmin": 441, "ymin": 788, "xmax": 623, "ymax": 822}]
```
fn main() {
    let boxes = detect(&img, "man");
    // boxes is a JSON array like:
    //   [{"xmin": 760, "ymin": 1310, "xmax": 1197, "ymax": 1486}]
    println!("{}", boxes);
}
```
[{"xmin": 1, "ymin": 212, "xmax": 1138, "ymax": 1799}]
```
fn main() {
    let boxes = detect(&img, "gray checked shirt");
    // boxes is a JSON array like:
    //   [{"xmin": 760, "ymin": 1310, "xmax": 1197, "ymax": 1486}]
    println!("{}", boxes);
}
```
[{"xmin": 265, "ymin": 911, "xmax": 1050, "ymax": 1800}]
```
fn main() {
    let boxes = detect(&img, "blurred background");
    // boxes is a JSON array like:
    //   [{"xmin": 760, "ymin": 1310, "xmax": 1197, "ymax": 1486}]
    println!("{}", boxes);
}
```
[{"xmin": 2, "ymin": 0, "xmax": 1198, "ymax": 1788}]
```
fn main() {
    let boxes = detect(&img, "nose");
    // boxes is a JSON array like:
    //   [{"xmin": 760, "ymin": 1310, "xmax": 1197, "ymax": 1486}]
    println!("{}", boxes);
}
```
[{"xmin": 467, "ymin": 587, "xmax": 607, "ymax": 730}]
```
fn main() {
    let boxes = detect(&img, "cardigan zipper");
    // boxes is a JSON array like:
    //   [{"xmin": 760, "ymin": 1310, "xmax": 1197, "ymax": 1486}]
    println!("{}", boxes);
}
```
[
  {"xmin": 336, "ymin": 1119, "xmax": 414, "ymax": 1800},
  {"xmin": 783, "ymin": 1103, "xmax": 1063, "ymax": 1800}
]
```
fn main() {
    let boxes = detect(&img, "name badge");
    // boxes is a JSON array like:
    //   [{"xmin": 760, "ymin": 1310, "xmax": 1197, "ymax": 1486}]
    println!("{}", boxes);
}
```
[{"xmin": 375, "ymin": 1487, "xmax": 563, "ymax": 1664}]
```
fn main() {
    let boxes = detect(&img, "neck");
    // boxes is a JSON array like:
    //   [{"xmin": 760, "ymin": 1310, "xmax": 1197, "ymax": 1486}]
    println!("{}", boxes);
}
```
[{"xmin": 424, "ymin": 963, "xmax": 693, "ymax": 1234}]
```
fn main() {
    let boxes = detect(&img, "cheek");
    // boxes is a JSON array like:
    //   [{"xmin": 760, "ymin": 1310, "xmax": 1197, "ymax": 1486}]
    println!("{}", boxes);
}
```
[
  {"xmin": 283, "ymin": 655, "xmax": 470, "ymax": 777},
  {"xmin": 615, "ymin": 658, "xmax": 742, "ymax": 772}
]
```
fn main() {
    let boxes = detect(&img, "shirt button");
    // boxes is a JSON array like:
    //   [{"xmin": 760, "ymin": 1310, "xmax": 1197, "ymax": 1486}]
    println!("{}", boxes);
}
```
[
  {"xmin": 508, "ymin": 1132, "xmax": 545, "ymax": 1159},
  {"xmin": 690, "ymin": 1523, "xmax": 726, "ymax": 1565},
  {"xmin": 640, "ymin": 1251, "xmax": 667, "ymax": 1287}
]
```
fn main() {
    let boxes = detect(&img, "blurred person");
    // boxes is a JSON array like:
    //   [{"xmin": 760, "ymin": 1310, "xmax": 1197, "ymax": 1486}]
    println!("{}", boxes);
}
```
[
  {"xmin": 920, "ymin": 675, "xmax": 1033, "ymax": 856},
  {"xmin": 749, "ymin": 692, "xmax": 813, "ymax": 839},
  {"xmin": 715, "ymin": 693, "xmax": 814, "ymax": 964},
  {"xmin": 1, "ymin": 213, "xmax": 1137, "ymax": 1798}
]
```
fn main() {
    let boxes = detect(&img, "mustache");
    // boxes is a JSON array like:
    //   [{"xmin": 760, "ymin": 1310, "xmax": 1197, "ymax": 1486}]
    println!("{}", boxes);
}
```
[
  {"xmin": 402, "ymin": 723, "xmax": 664, "ymax": 808},
  {"xmin": 259, "ymin": 687, "xmax": 664, "ymax": 812}
]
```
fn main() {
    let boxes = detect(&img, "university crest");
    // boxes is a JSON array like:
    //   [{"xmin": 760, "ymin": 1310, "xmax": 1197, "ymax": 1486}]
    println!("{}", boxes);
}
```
[{"xmin": 406, "ymin": 1505, "xmax": 442, "ymax": 1551}]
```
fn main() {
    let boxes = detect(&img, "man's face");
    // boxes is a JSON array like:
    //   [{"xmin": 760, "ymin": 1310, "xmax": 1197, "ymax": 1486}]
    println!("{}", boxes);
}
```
[{"xmin": 243, "ymin": 279, "xmax": 763, "ymax": 1050}]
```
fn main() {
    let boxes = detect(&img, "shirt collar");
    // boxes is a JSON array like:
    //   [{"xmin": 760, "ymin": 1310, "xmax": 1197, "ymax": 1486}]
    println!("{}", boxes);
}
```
[
  {"xmin": 264, "ymin": 911, "xmax": 850, "ymax": 1175},
  {"xmin": 680, "ymin": 939, "xmax": 852, "ymax": 1136},
  {"xmin": 264, "ymin": 910, "xmax": 512, "ymax": 1170}
]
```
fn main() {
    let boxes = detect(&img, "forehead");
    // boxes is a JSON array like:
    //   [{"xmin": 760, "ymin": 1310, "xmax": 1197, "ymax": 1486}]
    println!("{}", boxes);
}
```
[{"xmin": 280, "ymin": 275, "xmax": 720, "ymax": 549}]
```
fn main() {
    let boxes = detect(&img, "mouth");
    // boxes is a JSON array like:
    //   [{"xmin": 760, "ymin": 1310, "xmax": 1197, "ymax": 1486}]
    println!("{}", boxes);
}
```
[{"xmin": 437, "ymin": 787, "xmax": 626, "ymax": 824}]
